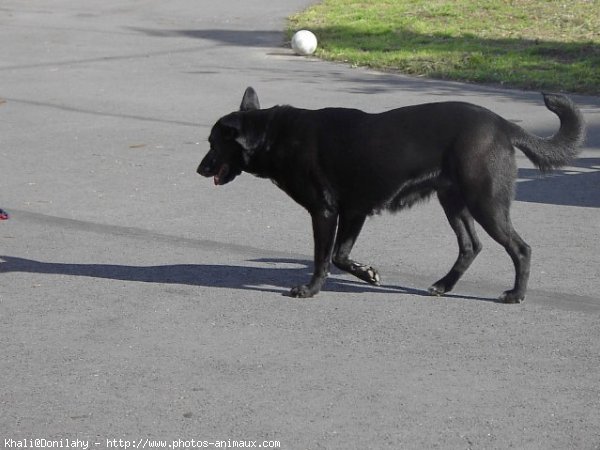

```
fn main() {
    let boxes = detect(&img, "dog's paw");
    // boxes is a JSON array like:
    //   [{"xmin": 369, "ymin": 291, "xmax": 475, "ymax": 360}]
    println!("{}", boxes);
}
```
[
  {"xmin": 499, "ymin": 290, "xmax": 525, "ymax": 304},
  {"xmin": 351, "ymin": 263, "xmax": 381, "ymax": 286},
  {"xmin": 290, "ymin": 284, "xmax": 316, "ymax": 298},
  {"xmin": 428, "ymin": 279, "xmax": 452, "ymax": 296},
  {"xmin": 427, "ymin": 284, "xmax": 446, "ymax": 296},
  {"xmin": 365, "ymin": 267, "xmax": 381, "ymax": 286}
]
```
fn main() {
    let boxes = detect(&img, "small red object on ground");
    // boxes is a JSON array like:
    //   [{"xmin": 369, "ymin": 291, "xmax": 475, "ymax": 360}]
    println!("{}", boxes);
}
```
[{"xmin": 0, "ymin": 209, "xmax": 9, "ymax": 220}]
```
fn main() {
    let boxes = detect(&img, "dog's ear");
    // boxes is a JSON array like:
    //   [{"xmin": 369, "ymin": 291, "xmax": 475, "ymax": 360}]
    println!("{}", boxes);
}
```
[{"xmin": 240, "ymin": 87, "xmax": 260, "ymax": 111}]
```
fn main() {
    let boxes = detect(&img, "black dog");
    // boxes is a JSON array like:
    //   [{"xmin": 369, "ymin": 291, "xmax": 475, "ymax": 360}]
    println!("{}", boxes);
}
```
[{"xmin": 198, "ymin": 88, "xmax": 584, "ymax": 303}]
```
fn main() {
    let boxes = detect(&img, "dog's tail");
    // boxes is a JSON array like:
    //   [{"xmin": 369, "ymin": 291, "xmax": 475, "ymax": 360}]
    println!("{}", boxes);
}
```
[{"xmin": 510, "ymin": 93, "xmax": 585, "ymax": 172}]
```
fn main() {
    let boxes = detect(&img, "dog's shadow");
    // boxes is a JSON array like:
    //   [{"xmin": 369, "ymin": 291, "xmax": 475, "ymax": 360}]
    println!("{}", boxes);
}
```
[
  {"xmin": 0, "ymin": 255, "xmax": 494, "ymax": 301},
  {"xmin": 0, "ymin": 255, "xmax": 406, "ymax": 295}
]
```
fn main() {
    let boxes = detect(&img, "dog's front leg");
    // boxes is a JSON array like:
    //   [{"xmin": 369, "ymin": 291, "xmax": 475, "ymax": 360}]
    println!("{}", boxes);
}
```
[{"xmin": 290, "ymin": 211, "xmax": 338, "ymax": 298}]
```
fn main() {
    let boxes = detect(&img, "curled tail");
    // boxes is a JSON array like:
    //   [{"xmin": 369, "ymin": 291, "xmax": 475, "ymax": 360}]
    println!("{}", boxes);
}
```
[{"xmin": 510, "ymin": 93, "xmax": 585, "ymax": 172}]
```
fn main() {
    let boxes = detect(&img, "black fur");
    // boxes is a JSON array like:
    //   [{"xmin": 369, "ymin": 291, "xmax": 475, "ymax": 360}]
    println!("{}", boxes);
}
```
[{"xmin": 198, "ymin": 87, "xmax": 585, "ymax": 303}]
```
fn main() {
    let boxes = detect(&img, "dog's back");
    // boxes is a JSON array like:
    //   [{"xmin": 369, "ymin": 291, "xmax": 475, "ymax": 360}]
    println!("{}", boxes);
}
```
[{"xmin": 277, "ymin": 102, "xmax": 509, "ymax": 214}]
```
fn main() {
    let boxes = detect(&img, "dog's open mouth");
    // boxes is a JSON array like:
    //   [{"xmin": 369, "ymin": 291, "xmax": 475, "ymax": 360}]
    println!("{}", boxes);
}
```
[{"xmin": 214, "ymin": 163, "xmax": 229, "ymax": 185}]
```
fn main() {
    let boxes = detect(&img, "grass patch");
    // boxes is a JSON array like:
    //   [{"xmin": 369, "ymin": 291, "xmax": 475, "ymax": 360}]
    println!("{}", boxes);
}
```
[{"xmin": 288, "ymin": 0, "xmax": 600, "ymax": 94}]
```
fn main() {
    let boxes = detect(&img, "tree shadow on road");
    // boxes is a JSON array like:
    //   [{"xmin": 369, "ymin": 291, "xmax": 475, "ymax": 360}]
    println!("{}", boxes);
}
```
[
  {"xmin": 129, "ymin": 27, "xmax": 285, "ymax": 48},
  {"xmin": 516, "ymin": 157, "xmax": 600, "ymax": 208},
  {"xmin": 0, "ymin": 255, "xmax": 494, "ymax": 302}
]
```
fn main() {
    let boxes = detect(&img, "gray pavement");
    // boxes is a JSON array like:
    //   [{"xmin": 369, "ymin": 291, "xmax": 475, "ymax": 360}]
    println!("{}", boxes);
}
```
[{"xmin": 1, "ymin": 1, "xmax": 599, "ymax": 449}]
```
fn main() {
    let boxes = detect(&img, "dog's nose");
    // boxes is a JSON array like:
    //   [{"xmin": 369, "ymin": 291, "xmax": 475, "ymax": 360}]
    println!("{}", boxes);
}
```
[{"xmin": 197, "ymin": 163, "xmax": 212, "ymax": 176}]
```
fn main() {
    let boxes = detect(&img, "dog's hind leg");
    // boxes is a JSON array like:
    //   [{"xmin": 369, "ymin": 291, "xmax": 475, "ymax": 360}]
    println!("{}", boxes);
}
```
[
  {"xmin": 332, "ymin": 211, "xmax": 380, "ymax": 285},
  {"xmin": 462, "ymin": 155, "xmax": 531, "ymax": 303},
  {"xmin": 290, "ymin": 211, "xmax": 338, "ymax": 298},
  {"xmin": 470, "ymin": 203, "xmax": 531, "ymax": 304},
  {"xmin": 451, "ymin": 136, "xmax": 531, "ymax": 303},
  {"xmin": 429, "ymin": 188, "xmax": 482, "ymax": 296}
]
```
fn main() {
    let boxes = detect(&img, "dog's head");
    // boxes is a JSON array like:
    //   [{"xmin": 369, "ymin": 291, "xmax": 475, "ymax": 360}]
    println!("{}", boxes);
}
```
[{"xmin": 197, "ymin": 87, "xmax": 262, "ymax": 185}]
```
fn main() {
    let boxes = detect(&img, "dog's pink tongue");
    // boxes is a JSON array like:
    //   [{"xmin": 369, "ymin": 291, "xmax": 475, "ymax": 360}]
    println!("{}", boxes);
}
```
[{"xmin": 214, "ymin": 164, "xmax": 228, "ymax": 185}]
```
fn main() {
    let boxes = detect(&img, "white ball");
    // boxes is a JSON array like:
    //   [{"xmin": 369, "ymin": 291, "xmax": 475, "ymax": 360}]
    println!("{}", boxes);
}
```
[{"xmin": 291, "ymin": 30, "xmax": 318, "ymax": 56}]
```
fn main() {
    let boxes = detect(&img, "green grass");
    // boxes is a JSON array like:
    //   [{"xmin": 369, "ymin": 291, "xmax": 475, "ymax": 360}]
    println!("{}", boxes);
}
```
[{"xmin": 288, "ymin": 0, "xmax": 600, "ymax": 94}]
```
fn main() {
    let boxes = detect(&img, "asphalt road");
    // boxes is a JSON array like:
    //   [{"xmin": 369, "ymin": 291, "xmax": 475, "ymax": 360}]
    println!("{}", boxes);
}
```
[{"xmin": 1, "ymin": 1, "xmax": 599, "ymax": 449}]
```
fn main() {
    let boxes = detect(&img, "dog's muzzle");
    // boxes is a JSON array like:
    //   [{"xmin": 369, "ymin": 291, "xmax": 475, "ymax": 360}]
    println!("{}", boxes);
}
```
[{"xmin": 197, "ymin": 162, "xmax": 230, "ymax": 186}]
